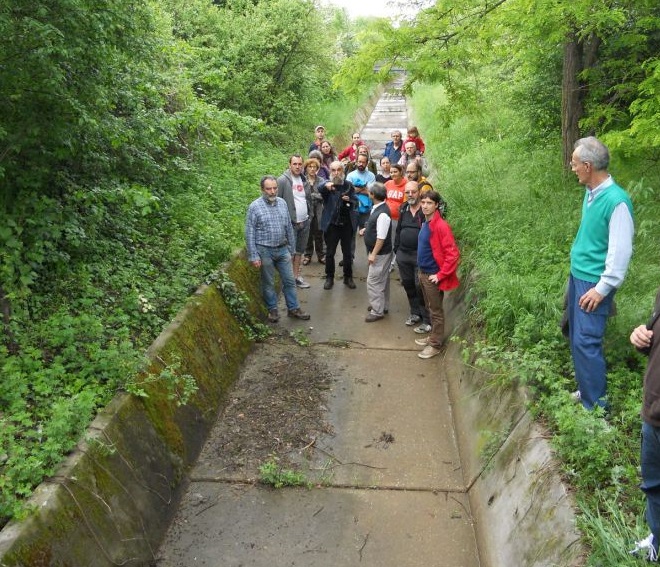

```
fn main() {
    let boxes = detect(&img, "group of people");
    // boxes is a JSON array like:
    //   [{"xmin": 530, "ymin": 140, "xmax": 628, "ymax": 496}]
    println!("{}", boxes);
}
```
[
  {"xmin": 245, "ymin": 120, "xmax": 660, "ymax": 559},
  {"xmin": 244, "ymin": 125, "xmax": 458, "ymax": 359}
]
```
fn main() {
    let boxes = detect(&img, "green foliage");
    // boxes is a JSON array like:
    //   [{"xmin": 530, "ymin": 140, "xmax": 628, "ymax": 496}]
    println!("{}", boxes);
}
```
[
  {"xmin": 258, "ymin": 457, "xmax": 309, "ymax": 489},
  {"xmin": 289, "ymin": 328, "xmax": 311, "ymax": 346},
  {"xmin": 0, "ymin": 0, "xmax": 363, "ymax": 527},
  {"xmin": 125, "ymin": 356, "xmax": 198, "ymax": 406},
  {"xmin": 208, "ymin": 270, "xmax": 271, "ymax": 342},
  {"xmin": 411, "ymin": 79, "xmax": 660, "ymax": 561}
]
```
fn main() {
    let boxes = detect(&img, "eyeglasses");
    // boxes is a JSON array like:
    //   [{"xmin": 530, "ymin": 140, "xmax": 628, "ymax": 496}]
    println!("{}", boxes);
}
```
[
  {"xmin": 570, "ymin": 160, "xmax": 589, "ymax": 168},
  {"xmin": 404, "ymin": 191, "xmax": 419, "ymax": 195}
]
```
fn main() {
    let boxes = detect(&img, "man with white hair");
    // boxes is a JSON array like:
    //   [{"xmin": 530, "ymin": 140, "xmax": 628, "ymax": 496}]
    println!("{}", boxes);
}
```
[{"xmin": 567, "ymin": 136, "xmax": 634, "ymax": 410}]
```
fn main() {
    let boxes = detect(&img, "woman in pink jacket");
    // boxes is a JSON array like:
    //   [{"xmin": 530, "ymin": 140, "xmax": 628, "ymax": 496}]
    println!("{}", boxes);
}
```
[{"xmin": 415, "ymin": 189, "xmax": 459, "ymax": 359}]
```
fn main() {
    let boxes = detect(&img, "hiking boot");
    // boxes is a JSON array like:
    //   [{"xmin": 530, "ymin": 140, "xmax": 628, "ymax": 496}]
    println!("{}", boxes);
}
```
[
  {"xmin": 418, "ymin": 345, "xmax": 442, "ymax": 359},
  {"xmin": 344, "ymin": 277, "xmax": 356, "ymax": 289},
  {"xmin": 323, "ymin": 277, "xmax": 334, "ymax": 290},
  {"xmin": 414, "ymin": 324, "xmax": 432, "ymax": 334},
  {"xmin": 267, "ymin": 309, "xmax": 279, "ymax": 323},
  {"xmin": 295, "ymin": 277, "xmax": 311, "ymax": 289},
  {"xmin": 405, "ymin": 314, "xmax": 421, "ymax": 326},
  {"xmin": 287, "ymin": 308, "xmax": 310, "ymax": 320}
]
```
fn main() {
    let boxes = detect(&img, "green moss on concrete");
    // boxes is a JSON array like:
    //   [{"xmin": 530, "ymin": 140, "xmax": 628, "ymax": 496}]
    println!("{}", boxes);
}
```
[{"xmin": 0, "ymin": 254, "xmax": 264, "ymax": 566}]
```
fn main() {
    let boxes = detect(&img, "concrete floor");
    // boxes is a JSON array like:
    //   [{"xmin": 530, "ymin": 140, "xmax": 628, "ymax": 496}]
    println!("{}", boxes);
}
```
[{"xmin": 155, "ymin": 83, "xmax": 481, "ymax": 567}]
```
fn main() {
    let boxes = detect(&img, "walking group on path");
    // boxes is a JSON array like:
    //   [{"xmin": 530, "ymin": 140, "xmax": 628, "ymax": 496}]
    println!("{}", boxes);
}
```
[
  {"xmin": 245, "ymin": 124, "xmax": 458, "ymax": 360},
  {"xmin": 245, "ymin": 126, "xmax": 660, "ymax": 560}
]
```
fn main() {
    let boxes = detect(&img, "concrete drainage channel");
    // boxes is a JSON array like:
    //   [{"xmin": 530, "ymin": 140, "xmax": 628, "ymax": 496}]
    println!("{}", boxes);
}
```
[{"xmin": 0, "ymin": 87, "xmax": 584, "ymax": 567}]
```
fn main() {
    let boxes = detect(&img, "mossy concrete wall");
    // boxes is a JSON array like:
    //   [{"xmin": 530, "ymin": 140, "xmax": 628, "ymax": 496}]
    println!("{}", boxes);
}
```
[
  {"xmin": 0, "ymin": 254, "xmax": 262, "ymax": 567},
  {"xmin": 444, "ymin": 282, "xmax": 586, "ymax": 567}
]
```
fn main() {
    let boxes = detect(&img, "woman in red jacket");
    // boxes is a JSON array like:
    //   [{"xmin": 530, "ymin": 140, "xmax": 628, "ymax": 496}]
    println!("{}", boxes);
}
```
[
  {"xmin": 338, "ymin": 132, "xmax": 362, "ymax": 164},
  {"xmin": 415, "ymin": 189, "xmax": 459, "ymax": 359}
]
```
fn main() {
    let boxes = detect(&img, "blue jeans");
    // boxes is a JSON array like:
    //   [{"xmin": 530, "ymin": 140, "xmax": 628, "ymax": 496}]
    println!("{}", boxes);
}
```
[
  {"xmin": 641, "ymin": 421, "xmax": 660, "ymax": 555},
  {"xmin": 257, "ymin": 244, "xmax": 299, "ymax": 312},
  {"xmin": 567, "ymin": 275, "xmax": 615, "ymax": 409}
]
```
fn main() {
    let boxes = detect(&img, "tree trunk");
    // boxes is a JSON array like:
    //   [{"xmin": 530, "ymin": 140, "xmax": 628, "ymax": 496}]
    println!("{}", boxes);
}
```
[{"xmin": 561, "ymin": 32, "xmax": 583, "ymax": 168}]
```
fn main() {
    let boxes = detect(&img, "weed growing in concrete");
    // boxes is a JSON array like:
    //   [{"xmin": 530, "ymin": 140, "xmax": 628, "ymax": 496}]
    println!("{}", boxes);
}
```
[
  {"xmin": 125, "ymin": 355, "xmax": 198, "ymax": 407},
  {"xmin": 208, "ymin": 270, "xmax": 270, "ymax": 341},
  {"xmin": 259, "ymin": 457, "xmax": 309, "ymax": 489},
  {"xmin": 290, "ymin": 328, "xmax": 310, "ymax": 346}
]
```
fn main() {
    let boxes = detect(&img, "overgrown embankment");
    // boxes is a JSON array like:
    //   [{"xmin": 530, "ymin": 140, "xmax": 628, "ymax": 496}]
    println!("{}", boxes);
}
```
[
  {"xmin": 411, "ymin": 82, "xmax": 660, "ymax": 564},
  {"xmin": 0, "ymin": 0, "xmax": 381, "ymax": 527}
]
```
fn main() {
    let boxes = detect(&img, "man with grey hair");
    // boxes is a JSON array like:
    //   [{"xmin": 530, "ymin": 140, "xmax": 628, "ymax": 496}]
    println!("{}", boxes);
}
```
[
  {"xmin": 398, "ymin": 141, "xmax": 429, "ymax": 176},
  {"xmin": 383, "ymin": 130, "xmax": 404, "ymax": 164},
  {"xmin": 567, "ymin": 136, "xmax": 634, "ymax": 410},
  {"xmin": 320, "ymin": 161, "xmax": 358, "ymax": 290},
  {"xmin": 245, "ymin": 176, "xmax": 311, "ymax": 323},
  {"xmin": 360, "ymin": 182, "xmax": 392, "ymax": 322}
]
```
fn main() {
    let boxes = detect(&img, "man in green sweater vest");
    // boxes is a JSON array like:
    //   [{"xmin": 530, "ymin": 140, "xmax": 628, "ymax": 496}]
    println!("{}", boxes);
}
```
[{"xmin": 568, "ymin": 136, "xmax": 634, "ymax": 410}]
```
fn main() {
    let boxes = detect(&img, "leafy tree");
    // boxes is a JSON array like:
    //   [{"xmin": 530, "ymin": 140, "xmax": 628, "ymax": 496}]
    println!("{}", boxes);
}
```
[{"xmin": 336, "ymin": 0, "xmax": 660, "ymax": 163}]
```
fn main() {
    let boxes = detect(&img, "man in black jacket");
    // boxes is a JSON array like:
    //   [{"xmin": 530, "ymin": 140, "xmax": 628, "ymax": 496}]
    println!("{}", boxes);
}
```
[
  {"xmin": 319, "ymin": 161, "xmax": 358, "ymax": 290},
  {"xmin": 630, "ymin": 288, "xmax": 660, "ymax": 561},
  {"xmin": 394, "ymin": 181, "xmax": 431, "ymax": 333}
]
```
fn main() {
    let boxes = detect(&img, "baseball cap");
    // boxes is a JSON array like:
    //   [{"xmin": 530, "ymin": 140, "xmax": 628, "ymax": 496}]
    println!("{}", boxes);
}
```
[{"xmin": 315, "ymin": 125, "xmax": 325, "ymax": 132}]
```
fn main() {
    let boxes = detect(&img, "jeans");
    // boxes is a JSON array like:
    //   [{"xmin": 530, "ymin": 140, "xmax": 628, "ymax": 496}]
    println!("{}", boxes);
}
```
[
  {"xmin": 256, "ymin": 244, "xmax": 299, "ymax": 311},
  {"xmin": 641, "ymin": 421, "xmax": 660, "ymax": 556},
  {"xmin": 567, "ymin": 275, "xmax": 615, "ymax": 409},
  {"xmin": 396, "ymin": 249, "xmax": 430, "ymax": 324},
  {"xmin": 324, "ymin": 223, "xmax": 354, "ymax": 278}
]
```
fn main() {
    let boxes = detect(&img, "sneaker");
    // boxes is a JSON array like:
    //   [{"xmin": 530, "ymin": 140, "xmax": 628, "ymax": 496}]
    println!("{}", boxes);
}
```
[
  {"xmin": 630, "ymin": 533, "xmax": 658, "ymax": 561},
  {"xmin": 572, "ymin": 390, "xmax": 582, "ymax": 402},
  {"xmin": 365, "ymin": 313, "xmax": 384, "ymax": 323},
  {"xmin": 415, "ymin": 337, "xmax": 430, "ymax": 346},
  {"xmin": 368, "ymin": 306, "xmax": 389, "ymax": 314},
  {"xmin": 268, "ymin": 309, "xmax": 279, "ymax": 323},
  {"xmin": 414, "ymin": 324, "xmax": 432, "ymax": 334},
  {"xmin": 295, "ymin": 277, "xmax": 311, "ymax": 289},
  {"xmin": 418, "ymin": 345, "xmax": 441, "ymax": 359},
  {"xmin": 287, "ymin": 308, "xmax": 310, "ymax": 320},
  {"xmin": 405, "ymin": 314, "xmax": 422, "ymax": 326}
]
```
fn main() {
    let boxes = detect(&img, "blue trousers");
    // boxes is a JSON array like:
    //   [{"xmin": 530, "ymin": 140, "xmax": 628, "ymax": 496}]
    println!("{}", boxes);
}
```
[
  {"xmin": 567, "ymin": 275, "xmax": 615, "ymax": 409},
  {"xmin": 642, "ymin": 421, "xmax": 660, "ymax": 555},
  {"xmin": 256, "ymin": 244, "xmax": 299, "ymax": 312}
]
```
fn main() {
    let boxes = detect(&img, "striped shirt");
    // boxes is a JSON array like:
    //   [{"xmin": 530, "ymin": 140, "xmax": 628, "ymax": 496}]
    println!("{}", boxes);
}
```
[{"xmin": 245, "ymin": 196, "xmax": 295, "ymax": 262}]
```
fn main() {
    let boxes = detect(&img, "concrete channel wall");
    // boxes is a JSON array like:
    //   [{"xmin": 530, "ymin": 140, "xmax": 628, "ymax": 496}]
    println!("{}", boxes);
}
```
[
  {"xmin": 443, "ymin": 283, "xmax": 585, "ymax": 566},
  {"xmin": 0, "ymin": 257, "xmax": 261, "ymax": 567}
]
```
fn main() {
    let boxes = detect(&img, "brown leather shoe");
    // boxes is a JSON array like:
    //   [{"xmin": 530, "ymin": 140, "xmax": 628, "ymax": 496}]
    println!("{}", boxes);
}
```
[{"xmin": 287, "ymin": 308, "xmax": 310, "ymax": 320}]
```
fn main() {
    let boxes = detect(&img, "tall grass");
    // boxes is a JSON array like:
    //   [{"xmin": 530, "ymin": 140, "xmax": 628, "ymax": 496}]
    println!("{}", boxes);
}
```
[{"xmin": 410, "ymin": 82, "xmax": 660, "ymax": 561}]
